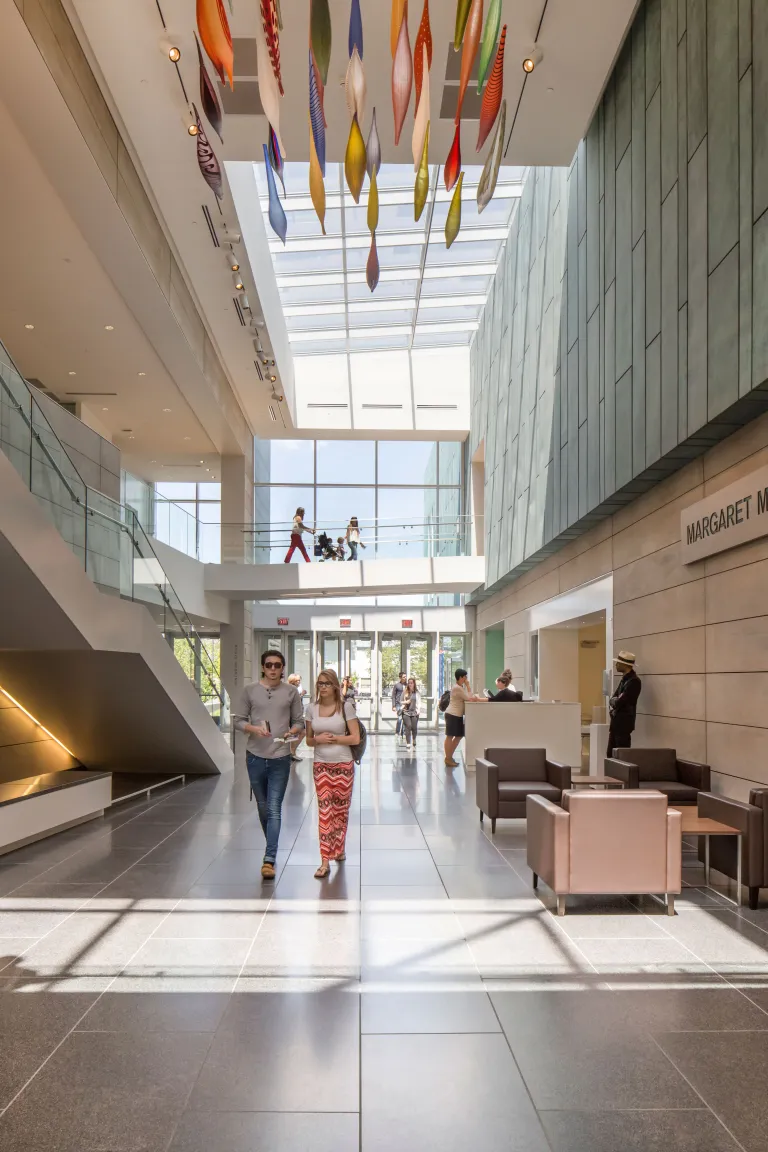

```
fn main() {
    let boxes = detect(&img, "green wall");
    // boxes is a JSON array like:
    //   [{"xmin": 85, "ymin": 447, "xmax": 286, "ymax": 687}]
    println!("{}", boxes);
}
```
[{"xmin": 485, "ymin": 629, "xmax": 504, "ymax": 689}]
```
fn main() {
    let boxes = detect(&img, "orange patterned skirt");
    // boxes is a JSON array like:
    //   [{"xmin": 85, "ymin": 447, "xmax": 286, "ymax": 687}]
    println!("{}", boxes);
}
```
[{"xmin": 313, "ymin": 760, "xmax": 355, "ymax": 861}]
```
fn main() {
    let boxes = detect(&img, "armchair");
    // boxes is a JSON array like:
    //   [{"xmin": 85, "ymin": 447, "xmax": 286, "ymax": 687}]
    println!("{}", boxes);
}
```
[
  {"xmin": 605, "ymin": 748, "xmax": 710, "ymax": 804},
  {"xmin": 527, "ymin": 790, "xmax": 682, "ymax": 915},
  {"xmin": 697, "ymin": 791, "xmax": 766, "ymax": 909},
  {"xmin": 476, "ymin": 747, "xmax": 571, "ymax": 833}
]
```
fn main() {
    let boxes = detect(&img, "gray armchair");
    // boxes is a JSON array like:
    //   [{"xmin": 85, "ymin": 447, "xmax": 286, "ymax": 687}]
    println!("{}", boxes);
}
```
[
  {"xmin": 696, "ymin": 790, "xmax": 767, "ymax": 909},
  {"xmin": 476, "ymin": 747, "xmax": 572, "ymax": 833},
  {"xmin": 605, "ymin": 748, "xmax": 709, "ymax": 804}
]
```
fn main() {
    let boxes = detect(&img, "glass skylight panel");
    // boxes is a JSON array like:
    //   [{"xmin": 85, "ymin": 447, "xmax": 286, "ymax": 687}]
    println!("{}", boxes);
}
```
[{"xmin": 253, "ymin": 160, "xmax": 523, "ymax": 354}]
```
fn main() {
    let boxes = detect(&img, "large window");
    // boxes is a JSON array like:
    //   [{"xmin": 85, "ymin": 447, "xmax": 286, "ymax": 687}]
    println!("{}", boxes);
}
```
[{"xmin": 154, "ymin": 482, "xmax": 222, "ymax": 563}]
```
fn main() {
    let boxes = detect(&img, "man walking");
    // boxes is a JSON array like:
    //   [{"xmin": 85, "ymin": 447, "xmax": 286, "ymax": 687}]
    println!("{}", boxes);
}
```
[
  {"xmin": 235, "ymin": 650, "xmax": 305, "ymax": 879},
  {"xmin": 391, "ymin": 671, "xmax": 407, "ymax": 739}
]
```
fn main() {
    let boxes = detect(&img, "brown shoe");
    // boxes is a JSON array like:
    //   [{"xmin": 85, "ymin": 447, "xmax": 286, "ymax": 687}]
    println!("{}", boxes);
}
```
[{"xmin": 261, "ymin": 862, "xmax": 276, "ymax": 879}]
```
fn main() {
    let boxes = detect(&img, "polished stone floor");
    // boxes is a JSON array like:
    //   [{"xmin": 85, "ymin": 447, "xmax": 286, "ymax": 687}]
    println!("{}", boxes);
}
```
[{"xmin": 1, "ymin": 735, "xmax": 768, "ymax": 1150}]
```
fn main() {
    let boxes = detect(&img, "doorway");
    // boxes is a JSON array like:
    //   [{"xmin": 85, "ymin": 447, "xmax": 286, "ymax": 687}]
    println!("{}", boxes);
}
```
[
  {"xmin": 316, "ymin": 633, "xmax": 374, "ymax": 723},
  {"xmin": 378, "ymin": 633, "xmax": 433, "ymax": 730}
]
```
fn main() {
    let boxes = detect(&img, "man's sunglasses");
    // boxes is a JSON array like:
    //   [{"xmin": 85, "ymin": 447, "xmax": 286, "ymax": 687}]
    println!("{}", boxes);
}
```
[{"xmin": 263, "ymin": 661, "xmax": 283, "ymax": 670}]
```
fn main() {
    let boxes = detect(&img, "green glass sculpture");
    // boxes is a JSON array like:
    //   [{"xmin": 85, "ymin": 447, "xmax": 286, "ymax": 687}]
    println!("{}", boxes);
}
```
[
  {"xmin": 477, "ymin": 98, "xmax": 505, "ymax": 213},
  {"xmin": 477, "ymin": 0, "xmax": 501, "ymax": 92}
]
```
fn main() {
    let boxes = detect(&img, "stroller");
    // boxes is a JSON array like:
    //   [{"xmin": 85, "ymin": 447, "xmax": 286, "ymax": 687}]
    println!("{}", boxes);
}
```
[{"xmin": 315, "ymin": 531, "xmax": 337, "ymax": 562}]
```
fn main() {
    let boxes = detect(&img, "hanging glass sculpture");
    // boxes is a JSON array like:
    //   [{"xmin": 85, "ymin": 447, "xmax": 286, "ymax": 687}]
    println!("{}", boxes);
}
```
[
  {"xmin": 414, "ymin": 121, "xmax": 430, "ymax": 221},
  {"xmin": 260, "ymin": 0, "xmax": 284, "ymax": 94},
  {"xmin": 392, "ymin": 3, "xmax": 413, "ymax": 145},
  {"xmin": 477, "ymin": 98, "xmax": 505, "ymax": 212},
  {"xmin": 257, "ymin": 16, "xmax": 285, "ymax": 155},
  {"xmin": 366, "ymin": 233, "xmax": 380, "ymax": 292},
  {"xmin": 445, "ymin": 171, "xmax": 464, "ymax": 247},
  {"xmin": 444, "ymin": 121, "xmax": 461, "ymax": 191},
  {"xmin": 194, "ymin": 104, "xmax": 223, "ymax": 199},
  {"xmin": 456, "ymin": 0, "xmax": 482, "ymax": 123},
  {"xmin": 477, "ymin": 0, "xmax": 501, "ymax": 92},
  {"xmin": 345, "ymin": 45, "xmax": 366, "ymax": 124},
  {"xmin": 263, "ymin": 142, "xmax": 287, "ymax": 242},
  {"xmin": 414, "ymin": 0, "xmax": 432, "ymax": 109},
  {"xmin": 368, "ymin": 168, "xmax": 380, "ymax": 234},
  {"xmin": 195, "ymin": 33, "xmax": 223, "ymax": 143},
  {"xmin": 268, "ymin": 125, "xmax": 285, "ymax": 194},
  {"xmin": 366, "ymin": 108, "xmax": 382, "ymax": 178},
  {"xmin": 309, "ymin": 123, "xmax": 326, "ymax": 234},
  {"xmin": 390, "ymin": 0, "xmax": 406, "ymax": 57},
  {"xmin": 197, "ymin": 0, "xmax": 234, "ymax": 88},
  {"xmin": 310, "ymin": 0, "xmax": 332, "ymax": 84},
  {"xmin": 412, "ymin": 42, "xmax": 430, "ymax": 168},
  {"xmin": 309, "ymin": 49, "xmax": 326, "ymax": 175},
  {"xmin": 345, "ymin": 114, "xmax": 367, "ymax": 203},
  {"xmin": 477, "ymin": 24, "xmax": 506, "ymax": 150},
  {"xmin": 349, "ymin": 0, "xmax": 364, "ymax": 58},
  {"xmin": 454, "ymin": 0, "xmax": 471, "ymax": 51}
]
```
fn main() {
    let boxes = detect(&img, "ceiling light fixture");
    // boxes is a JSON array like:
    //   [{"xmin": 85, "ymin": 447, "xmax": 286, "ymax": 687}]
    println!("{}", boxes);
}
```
[
  {"xmin": 168, "ymin": 45, "xmax": 181, "ymax": 62},
  {"xmin": 522, "ymin": 48, "xmax": 543, "ymax": 73},
  {"xmin": 163, "ymin": 408, "xmax": 171, "ymax": 412},
  {"xmin": 229, "ymin": 256, "xmax": 240, "ymax": 272},
  {"xmin": 270, "ymin": 375, "xmax": 277, "ymax": 382},
  {"xmin": 233, "ymin": 274, "xmax": 245, "ymax": 291},
  {"xmin": 187, "ymin": 122, "xmax": 199, "ymax": 136},
  {"xmin": 183, "ymin": 436, "xmax": 190, "ymax": 440},
  {"xmin": 24, "ymin": 323, "xmax": 34, "ymax": 330},
  {"xmin": 68, "ymin": 371, "xmax": 76, "ymax": 376},
  {"xmin": 104, "ymin": 324, "xmax": 114, "ymax": 331},
  {"xmin": 102, "ymin": 407, "xmax": 109, "ymax": 411},
  {"xmin": 137, "ymin": 371, "xmax": 146, "ymax": 377}
]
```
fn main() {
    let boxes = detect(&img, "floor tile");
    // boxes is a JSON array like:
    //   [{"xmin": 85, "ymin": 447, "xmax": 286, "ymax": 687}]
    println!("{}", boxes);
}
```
[
  {"xmin": 168, "ymin": 1110, "xmax": 359, "ymax": 1151},
  {"xmin": 360, "ymin": 807, "xmax": 418, "ymax": 825},
  {"xmin": 361, "ymin": 986, "xmax": 501, "ymax": 1033},
  {"xmin": 76, "ymin": 991, "xmax": 231, "ymax": 1033},
  {"xmin": 360, "ymin": 825, "xmax": 428, "ymax": 850},
  {"xmin": 362, "ymin": 1033, "xmax": 549, "ymax": 1151},
  {"xmin": 124, "ymin": 936, "xmax": 251, "ymax": 980},
  {"xmin": 152, "ymin": 905, "xmax": 265, "ymax": 939},
  {"xmin": 540, "ymin": 1109, "xmax": 742, "ymax": 1150},
  {"xmin": 273, "ymin": 864, "xmax": 361, "ymax": 901},
  {"xmin": 361, "ymin": 850, "xmax": 441, "ymax": 886},
  {"xmin": 0, "ymin": 988, "xmax": 98, "ymax": 1107}
]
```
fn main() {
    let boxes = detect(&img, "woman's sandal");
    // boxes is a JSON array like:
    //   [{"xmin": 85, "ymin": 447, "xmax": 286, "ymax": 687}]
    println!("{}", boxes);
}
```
[
  {"xmin": 314, "ymin": 861, "xmax": 331, "ymax": 879},
  {"xmin": 335, "ymin": 853, "xmax": 346, "ymax": 862}
]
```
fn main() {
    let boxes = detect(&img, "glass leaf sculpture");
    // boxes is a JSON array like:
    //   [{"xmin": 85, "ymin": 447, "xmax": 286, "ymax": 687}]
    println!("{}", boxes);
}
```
[
  {"xmin": 444, "ymin": 120, "xmax": 461, "ymax": 191},
  {"xmin": 412, "ymin": 41, "xmax": 430, "ymax": 169},
  {"xmin": 456, "ymin": 0, "xmax": 482, "ymax": 123},
  {"xmin": 445, "ymin": 171, "xmax": 463, "ymax": 247},
  {"xmin": 477, "ymin": 98, "xmax": 505, "ymax": 213},
  {"xmin": 349, "ymin": 0, "xmax": 364, "ymax": 58},
  {"xmin": 309, "ymin": 49, "xmax": 326, "ymax": 176},
  {"xmin": 263, "ymin": 142, "xmax": 287, "ymax": 243},
  {"xmin": 366, "ymin": 233, "xmax": 380, "ymax": 292},
  {"xmin": 309, "ymin": 122, "xmax": 326, "ymax": 234},
  {"xmin": 260, "ymin": 0, "xmax": 284, "ymax": 95},
  {"xmin": 414, "ymin": 121, "xmax": 430, "ymax": 221},
  {"xmin": 477, "ymin": 24, "xmax": 505, "ymax": 150},
  {"xmin": 345, "ymin": 46, "xmax": 366, "ymax": 124},
  {"xmin": 454, "ymin": 0, "xmax": 471, "ymax": 51},
  {"xmin": 414, "ymin": 0, "xmax": 432, "ymax": 109},
  {"xmin": 345, "ymin": 114, "xmax": 367, "ymax": 204},
  {"xmin": 477, "ymin": 0, "xmax": 501, "ymax": 93},
  {"xmin": 275, "ymin": 0, "xmax": 283, "ymax": 29},
  {"xmin": 194, "ymin": 104, "xmax": 223, "ymax": 199},
  {"xmin": 392, "ymin": 3, "xmax": 413, "ymax": 146},
  {"xmin": 257, "ymin": 16, "xmax": 285, "ymax": 156},
  {"xmin": 268, "ymin": 125, "xmax": 285, "ymax": 195},
  {"xmin": 196, "ymin": 0, "xmax": 234, "ymax": 89},
  {"xmin": 366, "ymin": 107, "xmax": 382, "ymax": 178},
  {"xmin": 368, "ymin": 168, "xmax": 380, "ymax": 233},
  {"xmin": 310, "ymin": 0, "xmax": 332, "ymax": 85},
  {"xmin": 195, "ymin": 33, "xmax": 223, "ymax": 143},
  {"xmin": 390, "ymin": 0, "xmax": 406, "ymax": 57}
]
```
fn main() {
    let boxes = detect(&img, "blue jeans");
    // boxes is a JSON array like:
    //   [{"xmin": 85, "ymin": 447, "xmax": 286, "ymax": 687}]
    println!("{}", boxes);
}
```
[
  {"xmin": 246, "ymin": 753, "xmax": 291, "ymax": 863},
  {"xmin": 347, "ymin": 540, "xmax": 358, "ymax": 561}
]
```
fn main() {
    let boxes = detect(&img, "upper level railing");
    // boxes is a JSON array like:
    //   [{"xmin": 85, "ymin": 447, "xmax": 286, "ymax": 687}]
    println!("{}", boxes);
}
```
[{"xmin": 0, "ymin": 340, "xmax": 229, "ymax": 732}]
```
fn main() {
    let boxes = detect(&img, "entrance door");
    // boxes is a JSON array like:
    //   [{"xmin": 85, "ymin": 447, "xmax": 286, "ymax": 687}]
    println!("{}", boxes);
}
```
[
  {"xmin": 316, "ymin": 633, "xmax": 373, "ymax": 724},
  {"xmin": 379, "ymin": 634, "xmax": 434, "ymax": 729}
]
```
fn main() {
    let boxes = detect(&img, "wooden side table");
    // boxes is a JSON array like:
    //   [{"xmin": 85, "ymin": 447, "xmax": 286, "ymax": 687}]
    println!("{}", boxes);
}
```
[
  {"xmin": 569, "ymin": 775, "xmax": 625, "ymax": 789},
  {"xmin": 669, "ymin": 806, "xmax": 743, "ymax": 906}
]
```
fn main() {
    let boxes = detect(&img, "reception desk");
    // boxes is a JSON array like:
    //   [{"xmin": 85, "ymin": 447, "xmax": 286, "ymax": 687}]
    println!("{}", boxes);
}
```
[{"xmin": 464, "ymin": 701, "xmax": 582, "ymax": 770}]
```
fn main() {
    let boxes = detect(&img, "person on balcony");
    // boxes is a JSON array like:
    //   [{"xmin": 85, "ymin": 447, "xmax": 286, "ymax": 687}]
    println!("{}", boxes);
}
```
[
  {"xmin": 345, "ymin": 516, "xmax": 366, "ymax": 561},
  {"xmin": 284, "ymin": 506, "xmax": 315, "ymax": 563}
]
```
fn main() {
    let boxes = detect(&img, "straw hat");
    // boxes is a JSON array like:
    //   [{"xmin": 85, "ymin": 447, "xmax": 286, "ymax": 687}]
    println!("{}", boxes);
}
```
[{"xmin": 614, "ymin": 650, "xmax": 636, "ymax": 669}]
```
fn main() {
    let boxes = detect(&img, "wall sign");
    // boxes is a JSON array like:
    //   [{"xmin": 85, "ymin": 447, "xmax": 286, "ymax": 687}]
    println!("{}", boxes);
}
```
[
  {"xmin": 401, "ymin": 619, "xmax": 413, "ymax": 628},
  {"xmin": 681, "ymin": 464, "xmax": 768, "ymax": 563},
  {"xmin": 339, "ymin": 618, "xmax": 351, "ymax": 628},
  {"xmin": 277, "ymin": 617, "xmax": 289, "ymax": 627}
]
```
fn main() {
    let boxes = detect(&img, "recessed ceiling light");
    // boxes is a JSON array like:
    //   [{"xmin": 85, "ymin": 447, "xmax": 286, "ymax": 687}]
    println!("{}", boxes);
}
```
[
  {"xmin": 163, "ymin": 408, "xmax": 171, "ymax": 412},
  {"xmin": 68, "ymin": 371, "xmax": 76, "ymax": 376},
  {"xmin": 24, "ymin": 323, "xmax": 34, "ymax": 330},
  {"xmin": 137, "ymin": 371, "xmax": 146, "ymax": 377},
  {"xmin": 183, "ymin": 436, "xmax": 190, "ymax": 441},
  {"xmin": 129, "ymin": 435, "xmax": 135, "ymax": 440},
  {"xmin": 104, "ymin": 325, "xmax": 114, "ymax": 331},
  {"xmin": 168, "ymin": 45, "xmax": 181, "ymax": 62},
  {"xmin": 102, "ymin": 407, "xmax": 109, "ymax": 411},
  {"xmin": 150, "ymin": 459, "xmax": 157, "ymax": 463}
]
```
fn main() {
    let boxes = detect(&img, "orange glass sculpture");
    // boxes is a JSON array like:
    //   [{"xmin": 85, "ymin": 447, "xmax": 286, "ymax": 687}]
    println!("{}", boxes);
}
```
[
  {"xmin": 412, "ymin": 41, "xmax": 430, "ymax": 169},
  {"xmin": 456, "ymin": 0, "xmax": 482, "ymax": 123},
  {"xmin": 392, "ymin": 3, "xmax": 413, "ymax": 145},
  {"xmin": 309, "ymin": 121, "xmax": 326, "ymax": 234},
  {"xmin": 414, "ymin": 0, "xmax": 432, "ymax": 109},
  {"xmin": 444, "ymin": 121, "xmax": 461, "ymax": 191},
  {"xmin": 477, "ymin": 24, "xmax": 505, "ymax": 150},
  {"xmin": 391, "ymin": 0, "xmax": 407, "ymax": 56},
  {"xmin": 197, "ymin": 0, "xmax": 234, "ymax": 89}
]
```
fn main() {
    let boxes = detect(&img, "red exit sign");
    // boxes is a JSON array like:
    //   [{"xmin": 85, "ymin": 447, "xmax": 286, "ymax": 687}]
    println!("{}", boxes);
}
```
[
  {"xmin": 277, "ymin": 617, "xmax": 289, "ymax": 627},
  {"xmin": 339, "ymin": 618, "xmax": 351, "ymax": 628},
  {"xmin": 402, "ymin": 619, "xmax": 413, "ymax": 628}
]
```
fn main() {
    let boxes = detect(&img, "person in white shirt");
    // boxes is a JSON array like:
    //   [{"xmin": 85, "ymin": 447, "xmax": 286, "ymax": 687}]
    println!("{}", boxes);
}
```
[
  {"xmin": 443, "ymin": 667, "xmax": 485, "ymax": 767},
  {"xmin": 345, "ymin": 516, "xmax": 366, "ymax": 561},
  {"xmin": 284, "ymin": 506, "xmax": 315, "ymax": 563},
  {"xmin": 402, "ymin": 677, "xmax": 420, "ymax": 750}
]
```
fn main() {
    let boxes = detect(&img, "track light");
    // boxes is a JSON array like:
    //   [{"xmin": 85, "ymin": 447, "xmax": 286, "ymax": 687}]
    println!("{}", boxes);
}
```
[
  {"xmin": 239, "ymin": 292, "xmax": 250, "ymax": 311},
  {"xmin": 221, "ymin": 229, "xmax": 241, "ymax": 243},
  {"xmin": 522, "ymin": 47, "xmax": 543, "ymax": 73},
  {"xmin": 229, "ymin": 257, "xmax": 240, "ymax": 272},
  {"xmin": 160, "ymin": 39, "xmax": 181, "ymax": 63},
  {"xmin": 271, "ymin": 390, "xmax": 284, "ymax": 402},
  {"xmin": 233, "ymin": 273, "xmax": 245, "ymax": 291}
]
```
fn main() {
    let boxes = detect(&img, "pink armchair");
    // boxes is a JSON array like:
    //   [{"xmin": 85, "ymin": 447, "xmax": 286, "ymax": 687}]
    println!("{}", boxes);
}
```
[{"xmin": 526, "ymin": 790, "xmax": 682, "ymax": 915}]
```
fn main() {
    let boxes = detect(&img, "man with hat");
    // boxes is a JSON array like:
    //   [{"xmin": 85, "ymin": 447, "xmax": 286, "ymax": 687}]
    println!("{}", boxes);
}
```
[{"xmin": 607, "ymin": 651, "xmax": 641, "ymax": 757}]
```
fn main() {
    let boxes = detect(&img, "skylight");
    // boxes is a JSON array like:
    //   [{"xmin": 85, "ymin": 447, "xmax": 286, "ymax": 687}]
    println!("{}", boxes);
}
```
[{"xmin": 253, "ymin": 162, "xmax": 524, "ymax": 356}]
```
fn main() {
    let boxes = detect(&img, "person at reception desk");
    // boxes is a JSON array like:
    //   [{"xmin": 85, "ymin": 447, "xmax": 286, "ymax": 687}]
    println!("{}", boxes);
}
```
[
  {"xmin": 487, "ymin": 669, "xmax": 523, "ymax": 702},
  {"xmin": 607, "ymin": 650, "xmax": 642, "ymax": 756},
  {"xmin": 444, "ymin": 668, "xmax": 486, "ymax": 768}
]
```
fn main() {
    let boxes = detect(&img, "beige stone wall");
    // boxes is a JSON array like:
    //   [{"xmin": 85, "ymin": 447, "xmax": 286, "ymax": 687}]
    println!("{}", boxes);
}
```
[{"xmin": 475, "ymin": 410, "xmax": 768, "ymax": 802}]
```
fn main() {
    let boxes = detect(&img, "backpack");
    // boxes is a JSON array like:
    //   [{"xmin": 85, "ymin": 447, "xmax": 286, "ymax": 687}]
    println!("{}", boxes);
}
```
[
  {"xmin": 345, "ymin": 710, "xmax": 368, "ymax": 764},
  {"xmin": 438, "ymin": 689, "xmax": 451, "ymax": 713}
]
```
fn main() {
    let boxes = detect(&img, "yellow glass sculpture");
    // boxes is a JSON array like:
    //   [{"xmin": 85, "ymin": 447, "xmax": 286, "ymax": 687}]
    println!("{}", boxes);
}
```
[
  {"xmin": 414, "ymin": 122, "xmax": 430, "ymax": 221},
  {"xmin": 368, "ymin": 168, "xmax": 380, "ymax": 234},
  {"xmin": 445, "ymin": 171, "xmax": 464, "ymax": 247},
  {"xmin": 345, "ymin": 113, "xmax": 367, "ymax": 204},
  {"xmin": 309, "ymin": 122, "xmax": 326, "ymax": 234}
]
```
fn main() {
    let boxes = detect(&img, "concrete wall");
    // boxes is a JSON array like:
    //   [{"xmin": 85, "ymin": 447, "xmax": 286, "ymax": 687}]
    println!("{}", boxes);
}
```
[
  {"xmin": 538, "ymin": 628, "xmax": 579, "ymax": 704},
  {"xmin": 578, "ymin": 623, "xmax": 607, "ymax": 722},
  {"xmin": 475, "ymin": 406, "xmax": 768, "ymax": 802},
  {"xmin": 471, "ymin": 0, "xmax": 768, "ymax": 595}
]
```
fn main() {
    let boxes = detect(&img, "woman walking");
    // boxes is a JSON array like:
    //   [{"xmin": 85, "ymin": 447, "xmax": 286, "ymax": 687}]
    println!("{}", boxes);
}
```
[
  {"xmin": 443, "ymin": 667, "xmax": 485, "ymax": 767},
  {"xmin": 306, "ymin": 669, "xmax": 359, "ymax": 878},
  {"xmin": 402, "ymin": 676, "xmax": 420, "ymax": 750},
  {"xmin": 341, "ymin": 675, "xmax": 358, "ymax": 705},
  {"xmin": 284, "ymin": 506, "xmax": 315, "ymax": 563},
  {"xmin": 345, "ymin": 516, "xmax": 365, "ymax": 561}
]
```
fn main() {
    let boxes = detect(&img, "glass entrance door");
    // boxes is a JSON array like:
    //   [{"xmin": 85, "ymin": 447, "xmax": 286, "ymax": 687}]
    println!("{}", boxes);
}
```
[
  {"xmin": 379, "ymin": 634, "xmax": 434, "ymax": 729},
  {"xmin": 316, "ymin": 633, "xmax": 373, "ymax": 723}
]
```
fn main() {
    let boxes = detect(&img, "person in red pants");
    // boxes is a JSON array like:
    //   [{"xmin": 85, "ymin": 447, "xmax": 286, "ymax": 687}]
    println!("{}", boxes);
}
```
[{"xmin": 284, "ymin": 506, "xmax": 315, "ymax": 563}]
